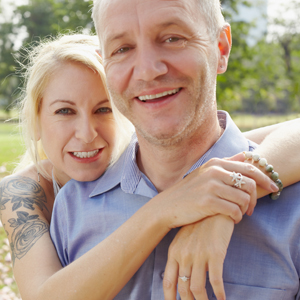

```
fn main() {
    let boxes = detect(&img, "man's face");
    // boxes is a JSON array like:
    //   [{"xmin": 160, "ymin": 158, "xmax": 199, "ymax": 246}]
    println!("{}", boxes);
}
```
[{"xmin": 98, "ymin": 0, "xmax": 221, "ymax": 146}]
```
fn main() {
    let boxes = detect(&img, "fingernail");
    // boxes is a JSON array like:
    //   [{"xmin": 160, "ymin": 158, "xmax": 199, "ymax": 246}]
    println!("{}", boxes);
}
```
[
  {"xmin": 271, "ymin": 182, "xmax": 279, "ymax": 192},
  {"xmin": 247, "ymin": 208, "xmax": 253, "ymax": 216}
]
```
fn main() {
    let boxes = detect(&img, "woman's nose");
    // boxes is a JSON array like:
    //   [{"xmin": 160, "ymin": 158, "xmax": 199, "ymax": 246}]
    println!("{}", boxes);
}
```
[{"xmin": 75, "ymin": 117, "xmax": 97, "ymax": 144}]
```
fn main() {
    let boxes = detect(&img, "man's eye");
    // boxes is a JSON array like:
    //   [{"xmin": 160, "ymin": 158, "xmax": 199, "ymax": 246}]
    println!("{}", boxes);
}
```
[
  {"xmin": 55, "ymin": 108, "xmax": 72, "ymax": 115},
  {"xmin": 97, "ymin": 107, "xmax": 112, "ymax": 113},
  {"xmin": 115, "ymin": 47, "xmax": 130, "ymax": 54},
  {"xmin": 165, "ymin": 37, "xmax": 180, "ymax": 43}
]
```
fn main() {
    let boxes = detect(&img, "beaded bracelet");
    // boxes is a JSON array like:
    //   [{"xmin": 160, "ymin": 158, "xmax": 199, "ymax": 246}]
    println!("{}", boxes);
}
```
[{"xmin": 244, "ymin": 151, "xmax": 283, "ymax": 200}]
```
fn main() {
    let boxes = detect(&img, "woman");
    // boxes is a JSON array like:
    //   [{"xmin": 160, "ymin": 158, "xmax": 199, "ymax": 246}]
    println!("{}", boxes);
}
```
[{"xmin": 0, "ymin": 33, "xmax": 299, "ymax": 300}]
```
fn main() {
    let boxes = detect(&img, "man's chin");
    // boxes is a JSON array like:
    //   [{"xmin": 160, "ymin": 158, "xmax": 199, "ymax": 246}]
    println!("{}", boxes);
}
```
[{"xmin": 136, "ymin": 129, "xmax": 186, "ymax": 148}]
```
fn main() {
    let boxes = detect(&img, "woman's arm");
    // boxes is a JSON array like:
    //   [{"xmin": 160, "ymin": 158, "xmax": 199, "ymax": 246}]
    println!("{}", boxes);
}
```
[
  {"xmin": 0, "ymin": 158, "xmax": 274, "ymax": 300},
  {"xmin": 253, "ymin": 118, "xmax": 300, "ymax": 198},
  {"xmin": 243, "ymin": 118, "xmax": 299, "ymax": 146}
]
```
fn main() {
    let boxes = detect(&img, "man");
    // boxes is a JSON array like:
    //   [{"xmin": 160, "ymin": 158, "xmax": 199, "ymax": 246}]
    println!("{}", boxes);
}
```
[{"xmin": 50, "ymin": 0, "xmax": 300, "ymax": 299}]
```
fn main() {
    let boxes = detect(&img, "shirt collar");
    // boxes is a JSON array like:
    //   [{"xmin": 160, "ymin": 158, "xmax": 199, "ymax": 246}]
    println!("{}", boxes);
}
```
[
  {"xmin": 185, "ymin": 111, "xmax": 251, "ymax": 177},
  {"xmin": 90, "ymin": 111, "xmax": 252, "ymax": 197},
  {"xmin": 89, "ymin": 133, "xmax": 142, "ymax": 197}
]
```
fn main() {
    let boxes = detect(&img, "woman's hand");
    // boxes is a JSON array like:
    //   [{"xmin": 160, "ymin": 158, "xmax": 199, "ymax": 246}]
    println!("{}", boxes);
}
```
[
  {"xmin": 157, "ymin": 153, "xmax": 278, "ymax": 230},
  {"xmin": 163, "ymin": 215, "xmax": 233, "ymax": 300}
]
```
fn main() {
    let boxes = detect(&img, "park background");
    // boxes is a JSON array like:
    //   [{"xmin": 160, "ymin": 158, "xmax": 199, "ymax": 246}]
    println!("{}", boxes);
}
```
[{"xmin": 0, "ymin": 0, "xmax": 299, "ymax": 299}]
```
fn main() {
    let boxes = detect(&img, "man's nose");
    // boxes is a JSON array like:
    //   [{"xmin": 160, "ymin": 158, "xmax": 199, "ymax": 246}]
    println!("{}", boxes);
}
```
[
  {"xmin": 133, "ymin": 43, "xmax": 168, "ymax": 82},
  {"xmin": 75, "ymin": 117, "xmax": 97, "ymax": 144}
]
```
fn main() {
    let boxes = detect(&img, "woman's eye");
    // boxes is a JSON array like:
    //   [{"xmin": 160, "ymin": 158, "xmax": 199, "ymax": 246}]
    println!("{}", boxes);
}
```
[
  {"xmin": 97, "ymin": 107, "xmax": 112, "ymax": 113},
  {"xmin": 165, "ymin": 37, "xmax": 181, "ymax": 43},
  {"xmin": 55, "ymin": 108, "xmax": 72, "ymax": 115}
]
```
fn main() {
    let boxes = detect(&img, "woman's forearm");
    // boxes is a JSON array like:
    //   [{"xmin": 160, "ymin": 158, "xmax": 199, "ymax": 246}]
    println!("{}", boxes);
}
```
[
  {"xmin": 37, "ymin": 201, "xmax": 170, "ymax": 300},
  {"xmin": 250, "ymin": 118, "xmax": 300, "ymax": 198},
  {"xmin": 243, "ymin": 118, "xmax": 299, "ymax": 145}
]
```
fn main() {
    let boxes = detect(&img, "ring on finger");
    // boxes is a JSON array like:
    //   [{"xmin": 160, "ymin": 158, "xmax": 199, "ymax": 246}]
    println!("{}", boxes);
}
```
[
  {"xmin": 178, "ymin": 275, "xmax": 190, "ymax": 282},
  {"xmin": 230, "ymin": 172, "xmax": 245, "ymax": 189}
]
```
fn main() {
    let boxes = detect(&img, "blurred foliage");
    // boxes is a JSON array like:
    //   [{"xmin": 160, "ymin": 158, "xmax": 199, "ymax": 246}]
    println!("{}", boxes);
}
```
[
  {"xmin": 0, "ymin": 0, "xmax": 94, "ymax": 115},
  {"xmin": 0, "ymin": 0, "xmax": 299, "ymax": 115},
  {"xmin": 217, "ymin": 0, "xmax": 300, "ymax": 113}
]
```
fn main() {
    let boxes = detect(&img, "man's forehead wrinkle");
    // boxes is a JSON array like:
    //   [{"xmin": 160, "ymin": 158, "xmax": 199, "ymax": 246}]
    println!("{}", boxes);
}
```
[
  {"xmin": 139, "ymin": 0, "xmax": 198, "ymax": 29},
  {"xmin": 99, "ymin": 0, "xmax": 139, "ymax": 51}
]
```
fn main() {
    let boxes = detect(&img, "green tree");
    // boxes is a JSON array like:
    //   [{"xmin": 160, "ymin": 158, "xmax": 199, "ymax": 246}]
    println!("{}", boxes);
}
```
[
  {"xmin": 217, "ymin": 0, "xmax": 253, "ymax": 111},
  {"xmin": 268, "ymin": 0, "xmax": 300, "ymax": 112},
  {"xmin": 15, "ymin": 0, "xmax": 94, "ymax": 44},
  {"xmin": 0, "ymin": 0, "xmax": 94, "ymax": 112},
  {"xmin": 0, "ymin": 0, "xmax": 21, "ymax": 114}
]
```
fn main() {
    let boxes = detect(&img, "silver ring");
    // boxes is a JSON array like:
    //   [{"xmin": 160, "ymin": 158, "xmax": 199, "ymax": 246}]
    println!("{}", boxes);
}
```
[
  {"xmin": 230, "ymin": 172, "xmax": 245, "ymax": 189},
  {"xmin": 178, "ymin": 275, "xmax": 190, "ymax": 282}
]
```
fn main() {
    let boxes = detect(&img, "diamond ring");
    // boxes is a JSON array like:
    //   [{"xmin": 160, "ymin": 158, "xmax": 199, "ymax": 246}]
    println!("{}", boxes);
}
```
[{"xmin": 178, "ymin": 275, "xmax": 190, "ymax": 282}]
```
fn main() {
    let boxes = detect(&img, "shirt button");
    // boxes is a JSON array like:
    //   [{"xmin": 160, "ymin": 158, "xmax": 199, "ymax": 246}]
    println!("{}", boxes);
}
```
[{"xmin": 161, "ymin": 271, "xmax": 165, "ymax": 279}]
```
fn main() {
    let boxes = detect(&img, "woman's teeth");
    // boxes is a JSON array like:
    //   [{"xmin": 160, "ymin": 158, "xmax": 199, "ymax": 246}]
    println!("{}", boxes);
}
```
[
  {"xmin": 138, "ymin": 88, "xmax": 180, "ymax": 101},
  {"xmin": 72, "ymin": 149, "xmax": 100, "ymax": 158}
]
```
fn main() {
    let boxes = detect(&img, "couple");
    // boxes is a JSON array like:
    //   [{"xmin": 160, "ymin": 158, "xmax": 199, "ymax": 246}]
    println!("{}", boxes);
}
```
[{"xmin": 1, "ymin": 0, "xmax": 300, "ymax": 299}]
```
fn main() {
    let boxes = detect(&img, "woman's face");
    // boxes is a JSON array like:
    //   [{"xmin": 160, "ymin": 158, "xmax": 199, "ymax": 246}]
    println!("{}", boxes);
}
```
[{"xmin": 37, "ymin": 61, "xmax": 116, "ymax": 185}]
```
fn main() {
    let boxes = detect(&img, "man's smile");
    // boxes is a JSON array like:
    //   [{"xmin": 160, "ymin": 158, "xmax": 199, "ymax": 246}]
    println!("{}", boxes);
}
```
[{"xmin": 137, "ymin": 88, "xmax": 181, "ymax": 102}]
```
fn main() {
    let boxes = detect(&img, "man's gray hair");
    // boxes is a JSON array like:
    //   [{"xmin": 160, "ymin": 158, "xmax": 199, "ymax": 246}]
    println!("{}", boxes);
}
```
[{"xmin": 92, "ymin": 0, "xmax": 225, "ymax": 41}]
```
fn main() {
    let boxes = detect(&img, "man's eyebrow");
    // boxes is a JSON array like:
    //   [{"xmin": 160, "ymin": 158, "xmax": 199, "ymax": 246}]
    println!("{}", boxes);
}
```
[
  {"xmin": 106, "ymin": 21, "xmax": 184, "ymax": 43},
  {"xmin": 106, "ymin": 32, "xmax": 129, "ymax": 44},
  {"xmin": 158, "ymin": 21, "xmax": 180, "ymax": 28}
]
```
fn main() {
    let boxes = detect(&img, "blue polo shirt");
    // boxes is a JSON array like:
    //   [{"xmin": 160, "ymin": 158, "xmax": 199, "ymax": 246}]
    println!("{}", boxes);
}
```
[{"xmin": 50, "ymin": 111, "xmax": 300, "ymax": 299}]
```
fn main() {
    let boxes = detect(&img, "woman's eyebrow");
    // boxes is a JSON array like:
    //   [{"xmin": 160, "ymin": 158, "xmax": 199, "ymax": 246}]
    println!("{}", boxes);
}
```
[
  {"xmin": 50, "ymin": 99, "xmax": 110, "ymax": 106},
  {"xmin": 50, "ymin": 100, "xmax": 75, "ymax": 106}
]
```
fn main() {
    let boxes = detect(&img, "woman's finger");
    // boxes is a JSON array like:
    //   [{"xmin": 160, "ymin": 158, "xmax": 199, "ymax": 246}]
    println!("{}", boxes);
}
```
[
  {"xmin": 189, "ymin": 262, "xmax": 209, "ymax": 300},
  {"xmin": 224, "ymin": 152, "xmax": 246, "ymax": 162},
  {"xmin": 163, "ymin": 258, "xmax": 179, "ymax": 300},
  {"xmin": 177, "ymin": 266, "xmax": 193, "ymax": 300},
  {"xmin": 206, "ymin": 157, "xmax": 278, "ymax": 193},
  {"xmin": 220, "ymin": 171, "xmax": 257, "ymax": 215},
  {"xmin": 208, "ymin": 257, "xmax": 226, "ymax": 300}
]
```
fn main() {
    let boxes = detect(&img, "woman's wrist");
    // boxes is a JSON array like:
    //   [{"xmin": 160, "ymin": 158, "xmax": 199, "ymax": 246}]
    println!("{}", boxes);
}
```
[{"xmin": 244, "ymin": 151, "xmax": 283, "ymax": 200}]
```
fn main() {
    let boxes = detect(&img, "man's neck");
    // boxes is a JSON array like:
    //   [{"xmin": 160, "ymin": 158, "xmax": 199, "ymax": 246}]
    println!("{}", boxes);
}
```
[{"xmin": 137, "ymin": 114, "xmax": 223, "ymax": 192}]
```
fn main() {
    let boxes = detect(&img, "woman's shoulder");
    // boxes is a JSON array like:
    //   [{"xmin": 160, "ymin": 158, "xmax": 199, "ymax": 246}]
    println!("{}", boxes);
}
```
[
  {"xmin": 0, "ymin": 161, "xmax": 55, "ymax": 224},
  {"xmin": 0, "ymin": 166, "xmax": 55, "ymax": 268}
]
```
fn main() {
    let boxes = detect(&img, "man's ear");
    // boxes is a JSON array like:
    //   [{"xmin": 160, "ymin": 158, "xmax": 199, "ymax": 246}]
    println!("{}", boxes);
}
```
[{"xmin": 217, "ymin": 23, "xmax": 232, "ymax": 74}]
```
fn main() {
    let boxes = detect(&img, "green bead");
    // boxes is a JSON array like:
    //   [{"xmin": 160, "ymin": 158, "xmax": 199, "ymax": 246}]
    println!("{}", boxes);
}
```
[
  {"xmin": 265, "ymin": 164, "xmax": 273, "ymax": 173},
  {"xmin": 270, "ymin": 192, "xmax": 280, "ymax": 200},
  {"xmin": 276, "ymin": 179, "xmax": 283, "ymax": 191},
  {"xmin": 271, "ymin": 172, "xmax": 279, "ymax": 181}
]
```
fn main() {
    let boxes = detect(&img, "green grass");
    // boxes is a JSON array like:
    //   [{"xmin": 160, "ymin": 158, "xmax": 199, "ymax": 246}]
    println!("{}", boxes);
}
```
[
  {"xmin": 0, "ymin": 121, "xmax": 22, "ymax": 298},
  {"xmin": 0, "ymin": 122, "xmax": 25, "ymax": 177},
  {"xmin": 0, "ymin": 109, "xmax": 18, "ymax": 122},
  {"xmin": 232, "ymin": 113, "xmax": 300, "ymax": 132}
]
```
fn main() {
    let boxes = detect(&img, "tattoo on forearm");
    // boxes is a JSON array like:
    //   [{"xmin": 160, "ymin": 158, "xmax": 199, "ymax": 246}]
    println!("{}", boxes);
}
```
[
  {"xmin": 8, "ymin": 211, "xmax": 49, "ymax": 265},
  {"xmin": 0, "ymin": 176, "xmax": 48, "ymax": 212}
]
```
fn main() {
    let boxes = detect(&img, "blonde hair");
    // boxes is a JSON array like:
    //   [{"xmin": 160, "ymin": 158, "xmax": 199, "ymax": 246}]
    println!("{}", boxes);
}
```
[
  {"xmin": 92, "ymin": 0, "xmax": 225, "ymax": 41},
  {"xmin": 15, "ymin": 33, "xmax": 133, "ymax": 179}
]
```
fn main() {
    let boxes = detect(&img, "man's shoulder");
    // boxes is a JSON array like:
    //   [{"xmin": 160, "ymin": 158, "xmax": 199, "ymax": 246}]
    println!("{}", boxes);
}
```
[{"xmin": 257, "ymin": 180, "xmax": 300, "ymax": 217}]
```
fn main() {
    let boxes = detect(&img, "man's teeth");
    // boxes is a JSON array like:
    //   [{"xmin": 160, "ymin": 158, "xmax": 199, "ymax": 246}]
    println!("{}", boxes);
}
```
[
  {"xmin": 138, "ymin": 88, "xmax": 180, "ymax": 101},
  {"xmin": 73, "ymin": 149, "xmax": 99, "ymax": 158}
]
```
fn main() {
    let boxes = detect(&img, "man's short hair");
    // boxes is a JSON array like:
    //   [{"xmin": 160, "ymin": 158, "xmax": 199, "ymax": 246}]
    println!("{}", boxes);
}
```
[{"xmin": 92, "ymin": 0, "xmax": 226, "ymax": 42}]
